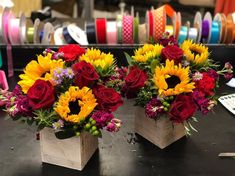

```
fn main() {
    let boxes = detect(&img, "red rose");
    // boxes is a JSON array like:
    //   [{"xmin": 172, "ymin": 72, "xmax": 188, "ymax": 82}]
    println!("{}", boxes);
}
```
[
  {"xmin": 27, "ymin": 80, "xmax": 55, "ymax": 110},
  {"xmin": 195, "ymin": 72, "xmax": 215, "ymax": 96},
  {"xmin": 72, "ymin": 61, "xmax": 99, "ymax": 88},
  {"xmin": 93, "ymin": 85, "xmax": 123, "ymax": 112},
  {"xmin": 58, "ymin": 44, "xmax": 86, "ymax": 62},
  {"xmin": 169, "ymin": 94, "xmax": 198, "ymax": 123},
  {"xmin": 161, "ymin": 45, "xmax": 183, "ymax": 64},
  {"xmin": 123, "ymin": 66, "xmax": 148, "ymax": 98}
]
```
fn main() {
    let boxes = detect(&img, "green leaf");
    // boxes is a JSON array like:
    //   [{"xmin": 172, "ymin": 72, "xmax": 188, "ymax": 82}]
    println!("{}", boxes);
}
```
[
  {"xmin": 124, "ymin": 52, "xmax": 133, "ymax": 66},
  {"xmin": 188, "ymin": 121, "xmax": 198, "ymax": 132},
  {"xmin": 150, "ymin": 60, "xmax": 158, "ymax": 74}
]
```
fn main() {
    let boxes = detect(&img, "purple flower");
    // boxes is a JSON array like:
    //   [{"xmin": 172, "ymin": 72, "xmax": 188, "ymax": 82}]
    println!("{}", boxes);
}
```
[
  {"xmin": 52, "ymin": 68, "xmax": 74, "ymax": 85},
  {"xmin": 192, "ymin": 91, "xmax": 210, "ymax": 114},
  {"xmin": 225, "ymin": 62, "xmax": 233, "ymax": 70},
  {"xmin": 52, "ymin": 119, "xmax": 64, "ymax": 130},
  {"xmin": 15, "ymin": 95, "xmax": 32, "ymax": 116},
  {"xmin": 224, "ymin": 73, "xmax": 233, "ymax": 80},
  {"xmin": 106, "ymin": 118, "xmax": 122, "ymax": 132},
  {"xmin": 145, "ymin": 98, "xmax": 164, "ymax": 119},
  {"xmin": 91, "ymin": 111, "xmax": 114, "ymax": 128},
  {"xmin": 52, "ymin": 52, "xmax": 64, "ymax": 60},
  {"xmin": 207, "ymin": 69, "xmax": 219, "ymax": 79},
  {"xmin": 2, "ymin": 86, "xmax": 32, "ymax": 117}
]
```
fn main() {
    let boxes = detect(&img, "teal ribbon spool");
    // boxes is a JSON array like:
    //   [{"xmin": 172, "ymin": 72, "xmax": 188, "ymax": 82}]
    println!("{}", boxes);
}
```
[
  {"xmin": 178, "ymin": 26, "xmax": 188, "ymax": 44},
  {"xmin": 209, "ymin": 21, "xmax": 220, "ymax": 43}
]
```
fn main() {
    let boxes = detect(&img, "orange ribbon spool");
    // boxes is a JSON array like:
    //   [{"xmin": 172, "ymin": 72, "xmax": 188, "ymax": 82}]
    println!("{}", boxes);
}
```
[
  {"xmin": 152, "ymin": 4, "xmax": 176, "ymax": 41},
  {"xmin": 220, "ymin": 13, "xmax": 227, "ymax": 43},
  {"xmin": 225, "ymin": 14, "xmax": 235, "ymax": 44}
]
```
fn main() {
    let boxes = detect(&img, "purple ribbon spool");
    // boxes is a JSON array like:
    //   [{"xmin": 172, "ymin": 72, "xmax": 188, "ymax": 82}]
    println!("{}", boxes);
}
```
[{"xmin": 201, "ymin": 20, "xmax": 210, "ymax": 42}]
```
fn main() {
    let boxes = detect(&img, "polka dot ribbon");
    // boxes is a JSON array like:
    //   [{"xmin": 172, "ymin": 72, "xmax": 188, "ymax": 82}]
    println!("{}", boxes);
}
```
[
  {"xmin": 122, "ymin": 15, "xmax": 134, "ymax": 44},
  {"xmin": 152, "ymin": 6, "xmax": 166, "ymax": 41}
]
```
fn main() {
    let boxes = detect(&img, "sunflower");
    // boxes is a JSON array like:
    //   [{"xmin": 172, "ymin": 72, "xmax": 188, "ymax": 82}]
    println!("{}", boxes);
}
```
[
  {"xmin": 80, "ymin": 48, "xmax": 114, "ymax": 70},
  {"xmin": 18, "ymin": 53, "xmax": 64, "ymax": 93},
  {"xmin": 153, "ymin": 59, "xmax": 195, "ymax": 96},
  {"xmin": 181, "ymin": 40, "xmax": 209, "ymax": 65},
  {"xmin": 132, "ymin": 44, "xmax": 163, "ymax": 62},
  {"xmin": 55, "ymin": 86, "xmax": 97, "ymax": 123}
]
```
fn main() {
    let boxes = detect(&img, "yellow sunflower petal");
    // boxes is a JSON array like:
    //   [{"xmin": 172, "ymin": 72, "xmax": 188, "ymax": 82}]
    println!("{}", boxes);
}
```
[
  {"xmin": 181, "ymin": 40, "xmax": 209, "ymax": 65},
  {"xmin": 18, "ymin": 53, "xmax": 65, "ymax": 93},
  {"xmin": 153, "ymin": 59, "xmax": 195, "ymax": 96},
  {"xmin": 54, "ymin": 86, "xmax": 97, "ymax": 123}
]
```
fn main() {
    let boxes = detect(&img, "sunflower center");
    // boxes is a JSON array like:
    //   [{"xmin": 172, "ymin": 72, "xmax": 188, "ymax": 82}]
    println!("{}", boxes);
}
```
[
  {"xmin": 166, "ymin": 75, "xmax": 181, "ymax": 88},
  {"xmin": 190, "ymin": 48, "xmax": 201, "ymax": 56},
  {"xmin": 41, "ymin": 72, "xmax": 49, "ymax": 78},
  {"xmin": 68, "ymin": 100, "xmax": 81, "ymax": 115}
]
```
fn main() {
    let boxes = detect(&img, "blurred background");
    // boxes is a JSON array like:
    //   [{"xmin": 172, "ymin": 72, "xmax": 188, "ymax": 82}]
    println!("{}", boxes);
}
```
[{"xmin": 2, "ymin": 0, "xmax": 234, "ymax": 23}]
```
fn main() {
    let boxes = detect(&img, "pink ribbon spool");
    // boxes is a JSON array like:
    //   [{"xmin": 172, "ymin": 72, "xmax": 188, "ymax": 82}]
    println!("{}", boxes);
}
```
[
  {"xmin": 2, "ymin": 7, "xmax": 14, "ymax": 77},
  {"xmin": 2, "ymin": 7, "xmax": 11, "ymax": 44},
  {"xmin": 122, "ymin": 15, "xmax": 134, "ymax": 44},
  {"xmin": 8, "ymin": 17, "xmax": 21, "ymax": 44},
  {"xmin": 106, "ymin": 21, "xmax": 117, "ymax": 44}
]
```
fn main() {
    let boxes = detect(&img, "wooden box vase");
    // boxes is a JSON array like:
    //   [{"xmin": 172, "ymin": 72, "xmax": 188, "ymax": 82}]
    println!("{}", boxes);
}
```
[
  {"xmin": 134, "ymin": 107, "xmax": 186, "ymax": 149},
  {"xmin": 40, "ymin": 128, "xmax": 98, "ymax": 170}
]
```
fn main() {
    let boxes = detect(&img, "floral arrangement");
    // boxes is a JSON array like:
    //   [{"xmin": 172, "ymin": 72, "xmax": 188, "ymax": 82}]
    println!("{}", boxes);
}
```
[
  {"xmin": 0, "ymin": 44, "xmax": 124, "ymax": 138},
  {"xmin": 122, "ymin": 37, "xmax": 233, "ymax": 134}
]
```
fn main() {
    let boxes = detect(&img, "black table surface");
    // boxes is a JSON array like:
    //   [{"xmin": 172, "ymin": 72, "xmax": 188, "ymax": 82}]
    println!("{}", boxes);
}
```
[{"xmin": 0, "ymin": 77, "xmax": 235, "ymax": 176}]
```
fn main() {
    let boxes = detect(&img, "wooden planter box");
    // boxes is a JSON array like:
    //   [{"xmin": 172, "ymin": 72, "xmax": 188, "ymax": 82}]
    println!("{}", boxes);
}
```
[
  {"xmin": 40, "ymin": 128, "xmax": 98, "ymax": 170},
  {"xmin": 134, "ymin": 107, "xmax": 186, "ymax": 149}
]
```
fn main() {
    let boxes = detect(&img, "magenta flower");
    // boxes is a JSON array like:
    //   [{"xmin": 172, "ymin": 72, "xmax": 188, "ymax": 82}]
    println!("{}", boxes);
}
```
[
  {"xmin": 207, "ymin": 69, "xmax": 219, "ymax": 79},
  {"xmin": 91, "ymin": 111, "xmax": 114, "ymax": 128},
  {"xmin": 106, "ymin": 118, "xmax": 122, "ymax": 132},
  {"xmin": 192, "ymin": 91, "xmax": 210, "ymax": 114},
  {"xmin": 224, "ymin": 73, "xmax": 233, "ymax": 80},
  {"xmin": 145, "ymin": 98, "xmax": 164, "ymax": 119}
]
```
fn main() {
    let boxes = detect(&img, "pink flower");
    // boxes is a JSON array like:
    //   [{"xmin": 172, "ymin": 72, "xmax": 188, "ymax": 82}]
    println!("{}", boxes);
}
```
[{"xmin": 91, "ymin": 111, "xmax": 114, "ymax": 128}]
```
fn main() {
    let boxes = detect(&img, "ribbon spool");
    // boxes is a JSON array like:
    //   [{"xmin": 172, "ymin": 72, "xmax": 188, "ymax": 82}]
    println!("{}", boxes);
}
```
[
  {"xmin": 2, "ymin": 7, "xmax": 14, "ymax": 77},
  {"xmin": 188, "ymin": 27, "xmax": 198, "ymax": 42},
  {"xmin": 106, "ymin": 21, "xmax": 117, "ymax": 44},
  {"xmin": 2, "ymin": 7, "xmax": 11, "ymax": 44},
  {"xmin": 33, "ymin": 18, "xmax": 41, "ymax": 44},
  {"xmin": 19, "ymin": 13, "xmax": 27, "ymax": 44},
  {"xmin": 133, "ymin": 15, "xmax": 139, "ymax": 44},
  {"xmin": 178, "ymin": 26, "xmax": 188, "ymax": 44},
  {"xmin": 116, "ymin": 15, "xmax": 122, "ymax": 44},
  {"xmin": 146, "ymin": 10, "xmax": 154, "ymax": 41},
  {"xmin": 122, "ymin": 15, "xmax": 134, "ymax": 44},
  {"xmin": 41, "ymin": 22, "xmax": 54, "ymax": 45},
  {"xmin": 152, "ymin": 7, "xmax": 166, "ymax": 41},
  {"xmin": 95, "ymin": 18, "xmax": 107, "ymax": 44},
  {"xmin": 214, "ymin": 13, "xmax": 227, "ymax": 43},
  {"xmin": 209, "ymin": 21, "xmax": 220, "ymax": 43},
  {"xmin": 85, "ymin": 21, "xmax": 96, "ymax": 44},
  {"xmin": 193, "ymin": 12, "xmax": 202, "ymax": 43},
  {"xmin": 8, "ymin": 15, "xmax": 21, "ymax": 44},
  {"xmin": 0, "ymin": 7, "xmax": 4, "ymax": 43},
  {"xmin": 172, "ymin": 12, "xmax": 181, "ymax": 40},
  {"xmin": 201, "ymin": 12, "xmax": 212, "ymax": 43},
  {"xmin": 25, "ymin": 18, "xmax": 35, "ymax": 44},
  {"xmin": 63, "ymin": 24, "xmax": 88, "ymax": 45},
  {"xmin": 225, "ymin": 14, "xmax": 235, "ymax": 44},
  {"xmin": 138, "ymin": 23, "xmax": 147, "ymax": 44},
  {"xmin": 54, "ymin": 27, "xmax": 66, "ymax": 45}
]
